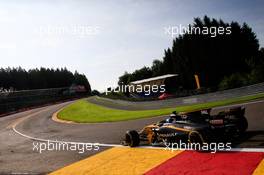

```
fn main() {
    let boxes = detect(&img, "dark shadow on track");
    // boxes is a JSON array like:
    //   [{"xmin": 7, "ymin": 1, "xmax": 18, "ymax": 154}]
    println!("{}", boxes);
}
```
[{"xmin": 232, "ymin": 131, "xmax": 264, "ymax": 148}]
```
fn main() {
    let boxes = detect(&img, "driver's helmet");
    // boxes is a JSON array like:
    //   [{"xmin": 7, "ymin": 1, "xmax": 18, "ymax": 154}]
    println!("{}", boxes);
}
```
[
  {"xmin": 170, "ymin": 113, "xmax": 176, "ymax": 117},
  {"xmin": 166, "ymin": 118, "xmax": 174, "ymax": 123},
  {"xmin": 170, "ymin": 111, "xmax": 182, "ymax": 121},
  {"xmin": 166, "ymin": 113, "xmax": 177, "ymax": 123}
]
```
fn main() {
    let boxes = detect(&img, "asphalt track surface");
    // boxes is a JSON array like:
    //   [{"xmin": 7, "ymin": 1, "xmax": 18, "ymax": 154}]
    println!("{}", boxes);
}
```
[{"xmin": 0, "ymin": 97, "xmax": 264, "ymax": 174}]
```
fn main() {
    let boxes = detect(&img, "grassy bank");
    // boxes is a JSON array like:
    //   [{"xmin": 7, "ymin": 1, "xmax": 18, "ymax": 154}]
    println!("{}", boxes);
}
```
[{"xmin": 58, "ymin": 93, "xmax": 264, "ymax": 123}]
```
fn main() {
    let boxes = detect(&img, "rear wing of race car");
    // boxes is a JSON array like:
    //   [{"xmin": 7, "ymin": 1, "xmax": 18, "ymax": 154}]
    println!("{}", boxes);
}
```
[
  {"xmin": 172, "ymin": 106, "xmax": 245, "ymax": 117},
  {"xmin": 227, "ymin": 106, "xmax": 245, "ymax": 116}
]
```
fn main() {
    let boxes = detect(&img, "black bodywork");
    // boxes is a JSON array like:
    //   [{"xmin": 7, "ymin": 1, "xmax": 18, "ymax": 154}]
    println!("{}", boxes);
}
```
[{"xmin": 123, "ymin": 106, "xmax": 248, "ymax": 147}]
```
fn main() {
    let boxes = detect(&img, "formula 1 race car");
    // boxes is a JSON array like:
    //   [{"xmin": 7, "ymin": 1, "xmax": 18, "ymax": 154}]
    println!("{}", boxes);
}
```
[{"xmin": 122, "ymin": 107, "xmax": 248, "ymax": 147}]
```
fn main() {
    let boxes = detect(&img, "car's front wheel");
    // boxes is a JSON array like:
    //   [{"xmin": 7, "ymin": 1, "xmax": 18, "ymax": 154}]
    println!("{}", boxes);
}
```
[
  {"xmin": 125, "ymin": 130, "xmax": 140, "ymax": 147},
  {"xmin": 188, "ymin": 131, "xmax": 204, "ymax": 148}
]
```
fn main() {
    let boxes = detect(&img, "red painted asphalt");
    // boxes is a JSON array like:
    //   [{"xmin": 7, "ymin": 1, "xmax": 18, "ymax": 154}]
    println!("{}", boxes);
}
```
[{"xmin": 145, "ymin": 151, "xmax": 264, "ymax": 175}]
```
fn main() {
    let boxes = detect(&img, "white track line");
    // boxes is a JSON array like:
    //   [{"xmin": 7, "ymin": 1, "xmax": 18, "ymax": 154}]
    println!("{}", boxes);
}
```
[
  {"xmin": 13, "ymin": 126, "xmax": 121, "ymax": 147},
  {"xmin": 11, "ymin": 107, "xmax": 121, "ymax": 147},
  {"xmin": 12, "ymin": 124, "xmax": 264, "ymax": 153},
  {"xmin": 11, "ymin": 100, "xmax": 264, "ymax": 152}
]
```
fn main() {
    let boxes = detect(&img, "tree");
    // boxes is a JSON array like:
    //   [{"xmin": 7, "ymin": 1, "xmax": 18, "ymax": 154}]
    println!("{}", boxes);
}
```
[
  {"xmin": 151, "ymin": 59, "xmax": 164, "ymax": 76},
  {"xmin": 73, "ymin": 71, "xmax": 91, "ymax": 93},
  {"xmin": 91, "ymin": 90, "xmax": 100, "ymax": 96},
  {"xmin": 118, "ymin": 67, "xmax": 152, "ymax": 85},
  {"xmin": 119, "ymin": 15, "xmax": 261, "ymax": 90},
  {"xmin": 0, "ymin": 67, "xmax": 91, "ymax": 94},
  {"xmin": 118, "ymin": 71, "xmax": 132, "ymax": 85}
]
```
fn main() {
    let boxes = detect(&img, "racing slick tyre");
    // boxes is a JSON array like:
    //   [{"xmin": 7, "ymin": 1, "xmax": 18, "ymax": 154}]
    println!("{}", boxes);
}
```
[
  {"xmin": 188, "ymin": 131, "xmax": 204, "ymax": 151},
  {"xmin": 237, "ymin": 117, "xmax": 248, "ymax": 134},
  {"xmin": 125, "ymin": 130, "xmax": 140, "ymax": 147}
]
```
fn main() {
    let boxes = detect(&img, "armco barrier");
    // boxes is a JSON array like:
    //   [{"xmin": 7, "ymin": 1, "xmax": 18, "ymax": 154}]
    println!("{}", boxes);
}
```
[{"xmin": 0, "ymin": 87, "xmax": 88, "ymax": 115}]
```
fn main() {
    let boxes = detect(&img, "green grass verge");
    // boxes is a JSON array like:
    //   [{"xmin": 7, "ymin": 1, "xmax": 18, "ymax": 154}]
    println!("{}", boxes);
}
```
[{"xmin": 58, "ymin": 93, "xmax": 264, "ymax": 123}]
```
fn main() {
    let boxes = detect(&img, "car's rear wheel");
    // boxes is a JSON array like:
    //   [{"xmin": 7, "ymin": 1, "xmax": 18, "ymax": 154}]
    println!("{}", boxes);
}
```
[
  {"xmin": 125, "ymin": 130, "xmax": 140, "ymax": 147},
  {"xmin": 189, "ymin": 131, "xmax": 204, "ymax": 146},
  {"xmin": 237, "ymin": 117, "xmax": 248, "ymax": 134}
]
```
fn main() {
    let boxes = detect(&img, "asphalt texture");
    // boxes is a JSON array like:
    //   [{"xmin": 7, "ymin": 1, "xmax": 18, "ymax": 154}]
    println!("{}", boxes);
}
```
[{"xmin": 0, "ymin": 97, "xmax": 264, "ymax": 174}]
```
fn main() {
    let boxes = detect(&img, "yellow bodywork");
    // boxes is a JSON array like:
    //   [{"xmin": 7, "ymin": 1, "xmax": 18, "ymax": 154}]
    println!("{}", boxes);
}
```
[{"xmin": 139, "ymin": 122, "xmax": 205, "ymax": 144}]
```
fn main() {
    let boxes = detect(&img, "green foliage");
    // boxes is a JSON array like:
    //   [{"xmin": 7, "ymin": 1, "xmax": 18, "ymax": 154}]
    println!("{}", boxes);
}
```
[
  {"xmin": 219, "ymin": 47, "xmax": 264, "ymax": 90},
  {"xmin": 119, "ymin": 16, "xmax": 261, "ymax": 90},
  {"xmin": 119, "ymin": 66, "xmax": 152, "ymax": 85},
  {"xmin": 58, "ymin": 93, "xmax": 264, "ymax": 123},
  {"xmin": 247, "ymin": 48, "xmax": 264, "ymax": 84},
  {"xmin": 58, "ymin": 100, "xmax": 173, "ymax": 123},
  {"xmin": 0, "ymin": 67, "xmax": 91, "ymax": 93},
  {"xmin": 73, "ymin": 71, "xmax": 91, "ymax": 93},
  {"xmin": 91, "ymin": 90, "xmax": 100, "ymax": 96},
  {"xmin": 151, "ymin": 59, "xmax": 164, "ymax": 76},
  {"xmin": 218, "ymin": 73, "xmax": 248, "ymax": 90},
  {"xmin": 249, "ymin": 65, "xmax": 264, "ymax": 84}
]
